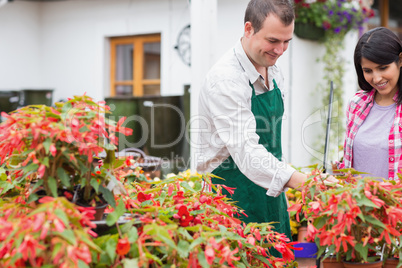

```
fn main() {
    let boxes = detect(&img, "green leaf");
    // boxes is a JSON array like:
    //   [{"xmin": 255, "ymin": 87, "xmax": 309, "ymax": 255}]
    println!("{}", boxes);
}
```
[
  {"xmin": 47, "ymin": 176, "xmax": 58, "ymax": 197},
  {"xmin": 356, "ymin": 195, "xmax": 380, "ymax": 208},
  {"xmin": 355, "ymin": 243, "xmax": 368, "ymax": 262},
  {"xmin": 0, "ymin": 181, "xmax": 13, "ymax": 195},
  {"xmin": 144, "ymin": 224, "xmax": 177, "ymax": 250},
  {"xmin": 121, "ymin": 259, "xmax": 139, "ymax": 267},
  {"xmin": 51, "ymin": 243, "xmax": 62, "ymax": 259},
  {"xmin": 99, "ymin": 185, "xmax": 116, "ymax": 208},
  {"xmin": 189, "ymin": 237, "xmax": 204, "ymax": 251},
  {"xmin": 141, "ymin": 200, "xmax": 153, "ymax": 207},
  {"xmin": 233, "ymin": 262, "xmax": 247, "ymax": 268},
  {"xmin": 77, "ymin": 260, "xmax": 90, "ymax": 268},
  {"xmin": 144, "ymin": 252, "xmax": 163, "ymax": 265},
  {"xmin": 106, "ymin": 198, "xmax": 126, "ymax": 226},
  {"xmin": 218, "ymin": 224, "xmax": 227, "ymax": 234},
  {"xmin": 157, "ymin": 191, "xmax": 167, "ymax": 206},
  {"xmin": 42, "ymin": 157, "xmax": 50, "ymax": 167},
  {"xmin": 177, "ymin": 240, "xmax": 190, "ymax": 258},
  {"xmin": 43, "ymin": 138, "xmax": 52, "ymax": 154},
  {"xmin": 105, "ymin": 238, "xmax": 117, "ymax": 261},
  {"xmin": 78, "ymin": 231, "xmax": 102, "ymax": 251},
  {"xmin": 27, "ymin": 193, "xmax": 39, "ymax": 203},
  {"xmin": 194, "ymin": 181, "xmax": 202, "ymax": 191},
  {"xmin": 253, "ymin": 254, "xmax": 273, "ymax": 267},
  {"xmin": 180, "ymin": 181, "xmax": 196, "ymax": 192},
  {"xmin": 57, "ymin": 167, "xmax": 71, "ymax": 188},
  {"xmin": 364, "ymin": 215, "xmax": 386, "ymax": 228},
  {"xmin": 58, "ymin": 229, "xmax": 76, "ymax": 245},
  {"xmin": 197, "ymin": 251, "xmax": 210, "ymax": 268},
  {"xmin": 22, "ymin": 163, "xmax": 39, "ymax": 173},
  {"xmin": 54, "ymin": 209, "xmax": 69, "ymax": 226},
  {"xmin": 90, "ymin": 178, "xmax": 100, "ymax": 194},
  {"xmin": 127, "ymin": 227, "xmax": 138, "ymax": 243},
  {"xmin": 178, "ymin": 228, "xmax": 193, "ymax": 241}
]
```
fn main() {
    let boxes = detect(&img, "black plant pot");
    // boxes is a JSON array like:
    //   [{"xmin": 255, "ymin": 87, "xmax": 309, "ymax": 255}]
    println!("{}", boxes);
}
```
[{"xmin": 294, "ymin": 22, "xmax": 326, "ymax": 42}]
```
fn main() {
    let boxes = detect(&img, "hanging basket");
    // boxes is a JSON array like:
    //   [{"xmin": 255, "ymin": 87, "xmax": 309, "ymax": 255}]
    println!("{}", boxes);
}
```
[{"xmin": 294, "ymin": 22, "xmax": 326, "ymax": 42}]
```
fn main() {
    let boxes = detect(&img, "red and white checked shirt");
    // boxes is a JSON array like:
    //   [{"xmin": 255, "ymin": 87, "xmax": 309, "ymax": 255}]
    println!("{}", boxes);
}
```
[{"xmin": 338, "ymin": 90, "xmax": 402, "ymax": 180}]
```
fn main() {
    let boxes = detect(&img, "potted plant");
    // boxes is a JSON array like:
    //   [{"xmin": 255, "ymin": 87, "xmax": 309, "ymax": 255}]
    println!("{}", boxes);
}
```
[
  {"xmin": 0, "ymin": 95, "xmax": 133, "ymax": 212},
  {"xmin": 286, "ymin": 188, "xmax": 309, "ymax": 242},
  {"xmin": 290, "ymin": 167, "xmax": 402, "ymax": 267},
  {"xmin": 293, "ymin": 0, "xmax": 374, "ymax": 42}
]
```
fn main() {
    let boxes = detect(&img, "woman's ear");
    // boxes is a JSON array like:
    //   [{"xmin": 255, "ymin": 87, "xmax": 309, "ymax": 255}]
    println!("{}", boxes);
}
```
[{"xmin": 399, "ymin": 52, "xmax": 402, "ymax": 67}]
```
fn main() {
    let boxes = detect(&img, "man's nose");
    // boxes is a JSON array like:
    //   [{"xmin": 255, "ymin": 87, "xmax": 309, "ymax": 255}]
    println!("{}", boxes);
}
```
[{"xmin": 274, "ymin": 44, "xmax": 284, "ymax": 56}]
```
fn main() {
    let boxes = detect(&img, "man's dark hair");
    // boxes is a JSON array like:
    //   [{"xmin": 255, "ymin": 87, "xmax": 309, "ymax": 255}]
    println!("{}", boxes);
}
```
[
  {"xmin": 354, "ymin": 27, "xmax": 402, "ymax": 103},
  {"xmin": 244, "ymin": 0, "xmax": 294, "ymax": 33}
]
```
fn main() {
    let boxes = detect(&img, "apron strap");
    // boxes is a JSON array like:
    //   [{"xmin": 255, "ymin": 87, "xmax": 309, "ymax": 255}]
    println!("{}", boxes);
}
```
[
  {"xmin": 250, "ymin": 78, "xmax": 278, "ymax": 97},
  {"xmin": 249, "ymin": 81, "xmax": 256, "ymax": 97}
]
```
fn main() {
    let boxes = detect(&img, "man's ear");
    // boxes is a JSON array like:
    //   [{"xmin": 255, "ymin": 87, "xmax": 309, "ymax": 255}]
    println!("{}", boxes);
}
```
[{"xmin": 244, "ymin": 21, "xmax": 254, "ymax": 38}]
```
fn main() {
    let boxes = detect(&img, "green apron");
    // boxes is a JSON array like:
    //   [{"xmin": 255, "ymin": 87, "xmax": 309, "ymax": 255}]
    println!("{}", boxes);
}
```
[{"xmin": 211, "ymin": 80, "xmax": 291, "ymax": 257}]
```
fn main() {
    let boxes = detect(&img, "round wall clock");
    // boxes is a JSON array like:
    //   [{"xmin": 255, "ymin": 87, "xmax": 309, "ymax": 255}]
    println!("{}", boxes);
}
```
[{"xmin": 174, "ymin": 24, "xmax": 191, "ymax": 67}]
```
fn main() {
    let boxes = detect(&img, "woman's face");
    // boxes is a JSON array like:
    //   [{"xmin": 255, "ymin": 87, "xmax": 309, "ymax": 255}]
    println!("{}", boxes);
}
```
[{"xmin": 361, "ymin": 57, "xmax": 402, "ymax": 100}]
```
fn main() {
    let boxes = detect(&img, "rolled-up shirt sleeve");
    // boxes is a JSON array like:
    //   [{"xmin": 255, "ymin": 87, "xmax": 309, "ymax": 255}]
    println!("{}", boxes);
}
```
[{"xmin": 206, "ymin": 80, "xmax": 296, "ymax": 197}]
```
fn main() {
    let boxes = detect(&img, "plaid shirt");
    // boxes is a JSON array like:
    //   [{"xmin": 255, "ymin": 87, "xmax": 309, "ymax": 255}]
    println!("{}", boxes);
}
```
[{"xmin": 339, "ymin": 90, "xmax": 402, "ymax": 179}]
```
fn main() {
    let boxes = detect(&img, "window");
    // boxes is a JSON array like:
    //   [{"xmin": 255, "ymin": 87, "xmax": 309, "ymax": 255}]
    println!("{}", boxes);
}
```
[
  {"xmin": 110, "ymin": 34, "xmax": 161, "ymax": 96},
  {"xmin": 368, "ymin": 0, "xmax": 402, "ymax": 39}
]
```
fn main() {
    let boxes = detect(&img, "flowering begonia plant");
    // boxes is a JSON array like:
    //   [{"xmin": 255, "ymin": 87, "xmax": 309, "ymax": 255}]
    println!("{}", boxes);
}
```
[
  {"xmin": 0, "ymin": 196, "xmax": 100, "ymax": 267},
  {"xmin": 289, "ymin": 167, "xmax": 402, "ymax": 265},
  {"xmin": 92, "ymin": 170, "xmax": 301, "ymax": 267},
  {"xmin": 0, "ymin": 95, "xmax": 132, "ymax": 206}
]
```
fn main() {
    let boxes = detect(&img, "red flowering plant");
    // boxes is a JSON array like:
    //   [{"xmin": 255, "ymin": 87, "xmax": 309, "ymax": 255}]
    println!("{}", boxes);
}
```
[
  {"xmin": 0, "ymin": 94, "xmax": 132, "ymax": 207},
  {"xmin": 0, "ymin": 196, "xmax": 100, "ymax": 267},
  {"xmin": 289, "ymin": 167, "xmax": 402, "ymax": 265},
  {"xmin": 90, "ymin": 170, "xmax": 301, "ymax": 267}
]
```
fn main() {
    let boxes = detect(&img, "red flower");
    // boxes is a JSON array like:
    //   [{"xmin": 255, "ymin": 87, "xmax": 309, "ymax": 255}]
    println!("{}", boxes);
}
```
[
  {"xmin": 173, "ymin": 206, "xmax": 194, "ymax": 227},
  {"xmin": 137, "ymin": 192, "xmax": 152, "ymax": 203},
  {"xmin": 323, "ymin": 21, "xmax": 331, "ymax": 30},
  {"xmin": 205, "ymin": 246, "xmax": 215, "ymax": 265},
  {"xmin": 116, "ymin": 238, "xmax": 130, "ymax": 256},
  {"xmin": 221, "ymin": 185, "xmax": 236, "ymax": 195},
  {"xmin": 63, "ymin": 191, "xmax": 73, "ymax": 201},
  {"xmin": 173, "ymin": 191, "xmax": 185, "ymax": 204}
]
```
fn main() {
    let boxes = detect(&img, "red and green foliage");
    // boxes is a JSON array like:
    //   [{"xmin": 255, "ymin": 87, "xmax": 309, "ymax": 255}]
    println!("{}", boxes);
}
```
[
  {"xmin": 0, "ymin": 197, "xmax": 100, "ymax": 267},
  {"xmin": 0, "ymin": 95, "xmax": 300, "ymax": 267},
  {"xmin": 289, "ymin": 167, "xmax": 402, "ymax": 264},
  {"xmin": 91, "ymin": 171, "xmax": 300, "ymax": 267},
  {"xmin": 0, "ymin": 95, "xmax": 132, "ymax": 204}
]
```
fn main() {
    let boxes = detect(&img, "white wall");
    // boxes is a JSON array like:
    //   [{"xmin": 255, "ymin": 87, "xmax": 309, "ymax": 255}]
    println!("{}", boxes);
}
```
[
  {"xmin": 0, "ymin": 1, "xmax": 41, "ymax": 90},
  {"xmin": 0, "ymin": 0, "xmax": 192, "ymax": 103},
  {"xmin": 288, "ymin": 32, "xmax": 359, "ymax": 168}
]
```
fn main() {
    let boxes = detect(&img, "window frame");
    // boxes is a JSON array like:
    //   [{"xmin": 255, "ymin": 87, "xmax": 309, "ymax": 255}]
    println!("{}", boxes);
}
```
[{"xmin": 110, "ymin": 34, "xmax": 161, "ymax": 97}]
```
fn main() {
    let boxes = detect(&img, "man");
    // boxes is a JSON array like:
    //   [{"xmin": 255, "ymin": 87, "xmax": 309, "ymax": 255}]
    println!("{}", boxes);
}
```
[{"xmin": 196, "ymin": 0, "xmax": 308, "ymax": 244}]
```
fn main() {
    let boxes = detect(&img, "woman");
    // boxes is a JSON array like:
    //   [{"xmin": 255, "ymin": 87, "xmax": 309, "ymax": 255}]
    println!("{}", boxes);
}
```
[{"xmin": 339, "ymin": 27, "xmax": 402, "ymax": 179}]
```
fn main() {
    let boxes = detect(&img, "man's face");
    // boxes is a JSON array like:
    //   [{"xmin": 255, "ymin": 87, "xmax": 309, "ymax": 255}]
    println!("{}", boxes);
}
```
[{"xmin": 243, "ymin": 14, "xmax": 294, "ymax": 69}]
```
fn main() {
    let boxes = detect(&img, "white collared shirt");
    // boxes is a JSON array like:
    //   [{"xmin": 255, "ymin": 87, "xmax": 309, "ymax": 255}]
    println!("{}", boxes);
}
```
[{"xmin": 195, "ymin": 40, "xmax": 296, "ymax": 197}]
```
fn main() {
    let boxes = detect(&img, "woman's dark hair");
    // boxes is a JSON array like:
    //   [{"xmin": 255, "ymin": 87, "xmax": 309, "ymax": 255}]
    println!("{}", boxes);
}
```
[
  {"xmin": 354, "ymin": 27, "xmax": 402, "ymax": 103},
  {"xmin": 244, "ymin": 0, "xmax": 294, "ymax": 33}
]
